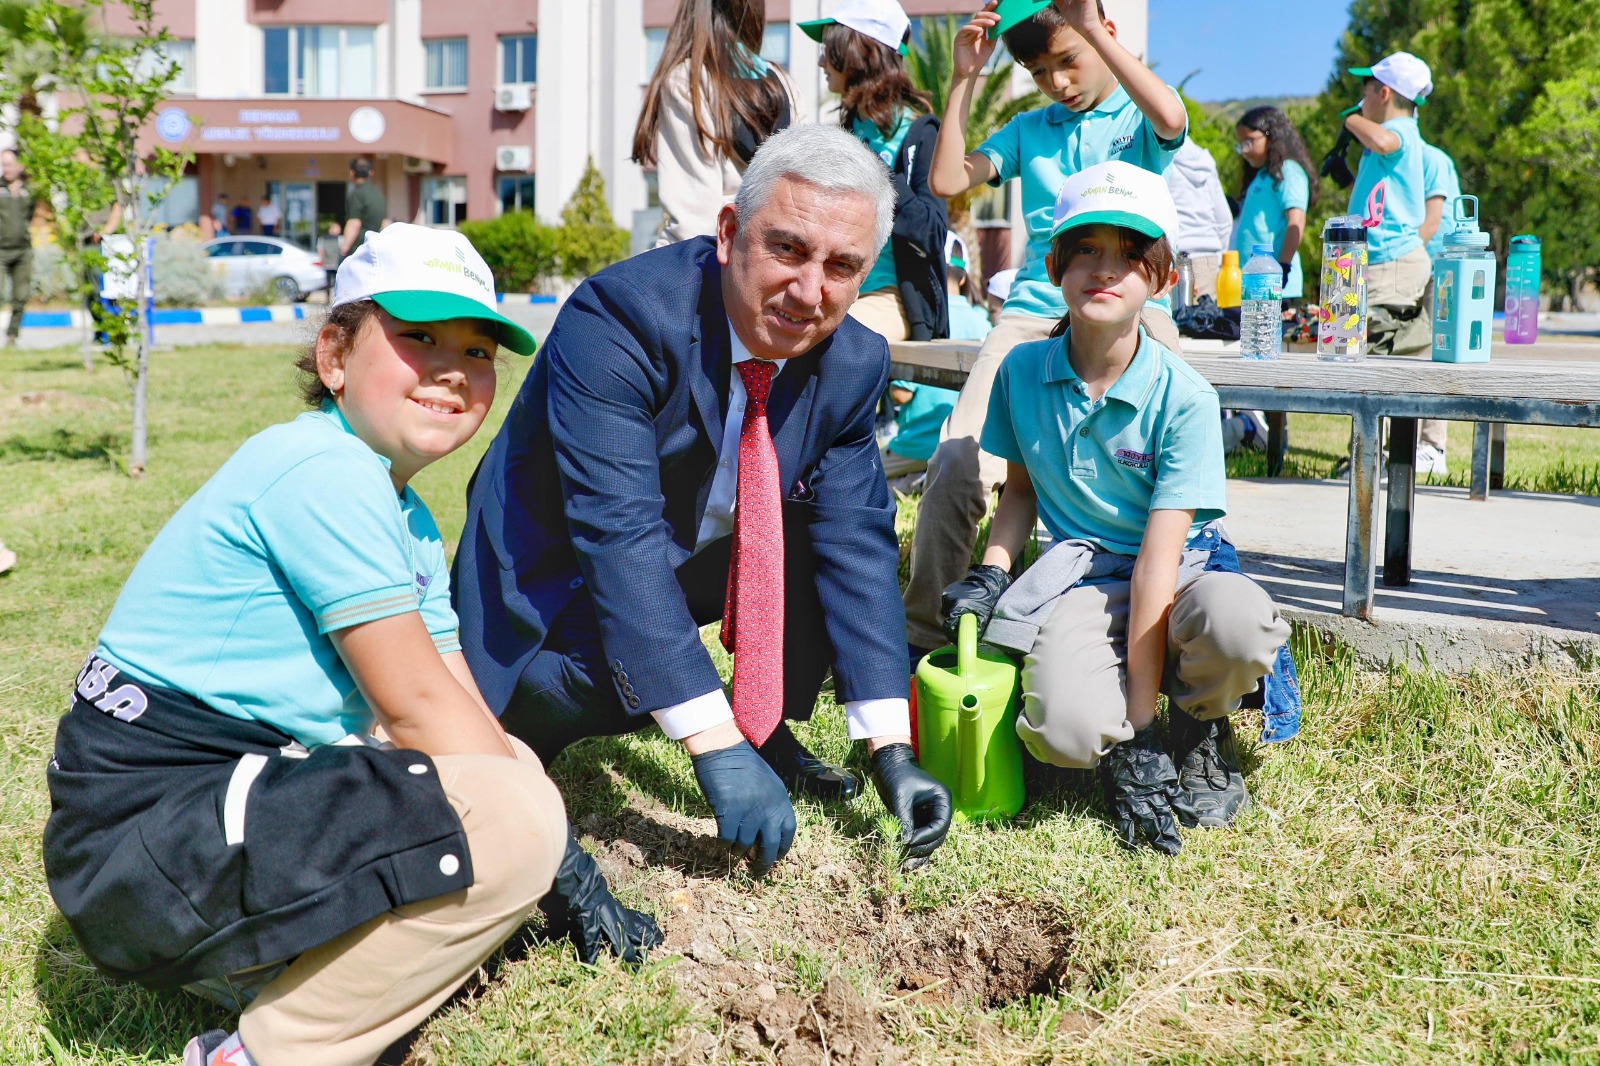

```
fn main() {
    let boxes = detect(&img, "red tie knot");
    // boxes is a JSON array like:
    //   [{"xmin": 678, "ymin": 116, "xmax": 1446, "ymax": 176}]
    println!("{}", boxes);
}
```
[{"xmin": 737, "ymin": 359, "xmax": 776, "ymax": 411}]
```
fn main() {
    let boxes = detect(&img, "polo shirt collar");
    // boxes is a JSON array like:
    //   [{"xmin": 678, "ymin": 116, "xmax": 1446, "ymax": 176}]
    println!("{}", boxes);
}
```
[
  {"xmin": 1045, "ymin": 84, "xmax": 1131, "ymax": 125},
  {"xmin": 1044, "ymin": 327, "xmax": 1162, "ymax": 410},
  {"xmin": 315, "ymin": 400, "xmax": 393, "ymax": 470}
]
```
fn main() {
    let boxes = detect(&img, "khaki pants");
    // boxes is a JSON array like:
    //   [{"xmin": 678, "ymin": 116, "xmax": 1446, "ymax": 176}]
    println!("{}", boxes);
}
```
[
  {"xmin": 1, "ymin": 245, "xmax": 31, "ymax": 340},
  {"xmin": 902, "ymin": 307, "xmax": 1183, "ymax": 649},
  {"xmin": 848, "ymin": 288, "xmax": 910, "ymax": 343},
  {"xmin": 1369, "ymin": 246, "xmax": 1446, "ymax": 451},
  {"xmin": 1187, "ymin": 252, "xmax": 1222, "ymax": 300},
  {"xmin": 1017, "ymin": 571, "xmax": 1289, "ymax": 769},
  {"xmin": 239, "ymin": 737, "xmax": 566, "ymax": 1066}
]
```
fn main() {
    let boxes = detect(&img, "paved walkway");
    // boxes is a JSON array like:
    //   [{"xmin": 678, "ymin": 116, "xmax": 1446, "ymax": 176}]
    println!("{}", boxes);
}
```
[{"xmin": 1226, "ymin": 478, "xmax": 1600, "ymax": 670}]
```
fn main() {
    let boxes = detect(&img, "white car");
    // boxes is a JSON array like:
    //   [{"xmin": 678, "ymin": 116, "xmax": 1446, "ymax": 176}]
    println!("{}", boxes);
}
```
[{"xmin": 201, "ymin": 236, "xmax": 328, "ymax": 302}]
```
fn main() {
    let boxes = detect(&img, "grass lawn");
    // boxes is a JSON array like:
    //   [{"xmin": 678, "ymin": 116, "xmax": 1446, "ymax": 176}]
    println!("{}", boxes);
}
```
[{"xmin": 2, "ymin": 343, "xmax": 1598, "ymax": 1065}]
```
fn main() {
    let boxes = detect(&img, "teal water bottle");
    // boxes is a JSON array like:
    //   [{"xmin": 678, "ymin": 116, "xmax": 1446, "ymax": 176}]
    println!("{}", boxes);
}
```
[
  {"xmin": 1504, "ymin": 235, "xmax": 1541, "ymax": 344},
  {"xmin": 1431, "ymin": 196, "xmax": 1496, "ymax": 364}
]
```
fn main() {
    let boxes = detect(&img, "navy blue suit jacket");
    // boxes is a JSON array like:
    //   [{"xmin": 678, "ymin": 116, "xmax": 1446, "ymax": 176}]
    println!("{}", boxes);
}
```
[{"xmin": 454, "ymin": 237, "xmax": 909, "ymax": 719}]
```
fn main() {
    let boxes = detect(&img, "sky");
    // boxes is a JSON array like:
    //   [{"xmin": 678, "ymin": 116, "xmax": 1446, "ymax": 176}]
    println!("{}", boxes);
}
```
[{"xmin": 1147, "ymin": 0, "xmax": 1353, "ymax": 102}]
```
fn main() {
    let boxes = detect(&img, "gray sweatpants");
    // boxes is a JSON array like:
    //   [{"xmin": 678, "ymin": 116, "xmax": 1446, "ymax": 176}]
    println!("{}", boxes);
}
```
[{"xmin": 1016, "ymin": 570, "xmax": 1288, "ymax": 769}]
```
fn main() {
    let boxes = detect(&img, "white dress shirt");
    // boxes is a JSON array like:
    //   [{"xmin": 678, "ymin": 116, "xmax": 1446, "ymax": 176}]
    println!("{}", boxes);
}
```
[{"xmin": 650, "ymin": 321, "xmax": 911, "ymax": 743}]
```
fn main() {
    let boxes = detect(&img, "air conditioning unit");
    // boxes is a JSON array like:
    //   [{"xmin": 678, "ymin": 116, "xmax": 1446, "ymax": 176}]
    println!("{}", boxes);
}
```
[
  {"xmin": 494, "ymin": 84, "xmax": 533, "ymax": 112},
  {"xmin": 403, "ymin": 156, "xmax": 434, "ymax": 175},
  {"xmin": 495, "ymin": 145, "xmax": 533, "ymax": 173}
]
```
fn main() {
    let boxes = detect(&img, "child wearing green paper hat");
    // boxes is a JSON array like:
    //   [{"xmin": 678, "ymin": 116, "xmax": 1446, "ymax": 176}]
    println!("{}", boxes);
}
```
[
  {"xmin": 901, "ymin": 0, "xmax": 1189, "ymax": 658},
  {"xmin": 43, "ymin": 223, "xmax": 569, "ymax": 1066}
]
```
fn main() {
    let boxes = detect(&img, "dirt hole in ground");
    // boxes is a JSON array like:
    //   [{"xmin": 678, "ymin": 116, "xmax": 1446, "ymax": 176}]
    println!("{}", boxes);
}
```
[{"xmin": 881, "ymin": 900, "xmax": 1075, "ymax": 1010}]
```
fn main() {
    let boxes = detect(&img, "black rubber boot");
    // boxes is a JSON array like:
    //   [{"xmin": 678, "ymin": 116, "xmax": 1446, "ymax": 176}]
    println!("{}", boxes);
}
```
[
  {"xmin": 758, "ymin": 720, "xmax": 860, "ymax": 802},
  {"xmin": 1168, "ymin": 709, "xmax": 1250, "ymax": 828}
]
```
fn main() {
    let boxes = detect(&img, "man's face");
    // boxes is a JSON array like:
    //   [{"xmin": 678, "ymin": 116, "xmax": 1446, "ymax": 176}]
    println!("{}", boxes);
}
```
[
  {"xmin": 1, "ymin": 152, "xmax": 21, "ymax": 182},
  {"xmin": 716, "ymin": 176, "xmax": 878, "ymax": 360}
]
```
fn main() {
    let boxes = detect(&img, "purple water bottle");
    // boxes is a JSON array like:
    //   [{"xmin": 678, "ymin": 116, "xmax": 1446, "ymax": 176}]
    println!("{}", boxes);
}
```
[{"xmin": 1504, "ymin": 235, "xmax": 1541, "ymax": 344}]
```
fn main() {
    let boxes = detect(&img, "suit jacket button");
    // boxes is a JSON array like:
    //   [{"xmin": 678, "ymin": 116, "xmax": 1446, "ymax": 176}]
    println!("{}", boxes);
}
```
[
  {"xmin": 569, "ymin": 577, "xmax": 584, "ymax": 589},
  {"xmin": 627, "ymin": 695, "xmax": 641, "ymax": 709}
]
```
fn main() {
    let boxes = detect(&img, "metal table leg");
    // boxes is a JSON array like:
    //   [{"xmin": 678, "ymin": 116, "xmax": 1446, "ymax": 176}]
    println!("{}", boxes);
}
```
[
  {"xmin": 1491, "ymin": 422, "xmax": 1506, "ymax": 490},
  {"xmin": 1470, "ymin": 422, "xmax": 1493, "ymax": 500},
  {"xmin": 1344, "ymin": 409, "xmax": 1383, "ymax": 619},
  {"xmin": 1384, "ymin": 417, "xmax": 1416, "ymax": 587},
  {"xmin": 1266, "ymin": 411, "xmax": 1288, "ymax": 477}
]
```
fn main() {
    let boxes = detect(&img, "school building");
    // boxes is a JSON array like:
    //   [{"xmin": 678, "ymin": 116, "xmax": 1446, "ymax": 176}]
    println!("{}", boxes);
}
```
[{"xmin": 113, "ymin": 0, "xmax": 1147, "ymax": 256}]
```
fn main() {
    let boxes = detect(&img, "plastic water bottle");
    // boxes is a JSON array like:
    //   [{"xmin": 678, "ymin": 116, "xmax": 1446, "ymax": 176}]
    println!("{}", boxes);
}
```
[
  {"xmin": 1317, "ymin": 215, "xmax": 1369, "ymax": 362},
  {"xmin": 1240, "ymin": 244, "xmax": 1283, "ymax": 359},
  {"xmin": 1504, "ymin": 234, "xmax": 1541, "ymax": 344}
]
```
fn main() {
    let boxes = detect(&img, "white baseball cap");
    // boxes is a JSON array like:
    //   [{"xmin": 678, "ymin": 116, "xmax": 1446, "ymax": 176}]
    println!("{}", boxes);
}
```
[
  {"xmin": 945, "ymin": 232, "xmax": 968, "ymax": 271},
  {"xmin": 1349, "ymin": 51, "xmax": 1433, "ymax": 106},
  {"xmin": 333, "ymin": 223, "xmax": 537, "ymax": 355},
  {"xmin": 987, "ymin": 267, "xmax": 1018, "ymax": 302},
  {"xmin": 799, "ymin": 0, "xmax": 911, "ymax": 55},
  {"xmin": 1049, "ymin": 160, "xmax": 1180, "ymax": 244}
]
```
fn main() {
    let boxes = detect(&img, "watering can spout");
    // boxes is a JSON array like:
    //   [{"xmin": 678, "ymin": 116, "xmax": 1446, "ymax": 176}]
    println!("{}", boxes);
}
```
[{"xmin": 957, "ymin": 692, "xmax": 983, "ymax": 807}]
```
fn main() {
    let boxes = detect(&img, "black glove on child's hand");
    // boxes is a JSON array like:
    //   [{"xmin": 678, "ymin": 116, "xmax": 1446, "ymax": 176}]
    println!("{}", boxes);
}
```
[
  {"xmin": 1100, "ymin": 725, "xmax": 1198, "ymax": 856},
  {"xmin": 540, "ymin": 830, "xmax": 664, "ymax": 966},
  {"xmin": 1320, "ymin": 127, "xmax": 1357, "ymax": 189},
  {"xmin": 940, "ymin": 564, "xmax": 1013, "ymax": 643},
  {"xmin": 871, "ymin": 743, "xmax": 953, "ymax": 861},
  {"xmin": 691, "ymin": 740, "xmax": 797, "ymax": 876}
]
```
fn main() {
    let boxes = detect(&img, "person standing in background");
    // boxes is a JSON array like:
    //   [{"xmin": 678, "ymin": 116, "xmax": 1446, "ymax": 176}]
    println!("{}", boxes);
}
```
[
  {"xmin": 257, "ymin": 195, "xmax": 281, "ymax": 238},
  {"xmin": 341, "ymin": 158, "xmax": 388, "ymax": 256},
  {"xmin": 316, "ymin": 222, "xmax": 342, "ymax": 304},
  {"xmin": 0, "ymin": 149, "xmax": 39, "ymax": 347},
  {"xmin": 944, "ymin": 233, "xmax": 991, "ymax": 340},
  {"xmin": 1418, "ymin": 141, "xmax": 1461, "ymax": 259},
  {"xmin": 1163, "ymin": 138, "xmax": 1232, "ymax": 299},
  {"xmin": 210, "ymin": 193, "xmax": 230, "ymax": 237},
  {"xmin": 1233, "ymin": 106, "xmax": 1316, "ymax": 306},
  {"xmin": 632, "ymin": 0, "xmax": 795, "ymax": 245},
  {"xmin": 808, "ymin": 0, "xmax": 948, "ymax": 342}
]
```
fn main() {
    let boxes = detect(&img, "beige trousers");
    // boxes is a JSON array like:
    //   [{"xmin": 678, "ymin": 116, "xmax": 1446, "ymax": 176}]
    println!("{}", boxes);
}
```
[
  {"xmin": 1369, "ymin": 246, "xmax": 1446, "ymax": 451},
  {"xmin": 239, "ymin": 737, "xmax": 566, "ymax": 1066},
  {"xmin": 902, "ymin": 307, "xmax": 1183, "ymax": 649},
  {"xmin": 1187, "ymin": 253, "xmax": 1222, "ymax": 300},
  {"xmin": 1016, "ymin": 571, "xmax": 1289, "ymax": 769},
  {"xmin": 848, "ymin": 288, "xmax": 910, "ymax": 343}
]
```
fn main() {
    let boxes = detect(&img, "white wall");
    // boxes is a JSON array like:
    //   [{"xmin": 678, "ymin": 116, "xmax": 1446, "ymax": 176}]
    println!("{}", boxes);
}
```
[
  {"xmin": 390, "ymin": 0, "xmax": 424, "ymax": 104},
  {"xmin": 194, "ymin": 0, "xmax": 255, "ymax": 98}
]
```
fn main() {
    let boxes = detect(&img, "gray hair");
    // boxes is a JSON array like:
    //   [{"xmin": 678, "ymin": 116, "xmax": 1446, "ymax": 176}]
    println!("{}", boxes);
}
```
[{"xmin": 733, "ymin": 124, "xmax": 895, "ymax": 250}]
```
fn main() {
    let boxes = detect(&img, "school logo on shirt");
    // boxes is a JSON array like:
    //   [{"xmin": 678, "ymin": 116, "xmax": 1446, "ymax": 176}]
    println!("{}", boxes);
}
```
[
  {"xmin": 1114, "ymin": 447, "xmax": 1153, "ymax": 470},
  {"xmin": 1109, "ymin": 134, "xmax": 1135, "ymax": 155}
]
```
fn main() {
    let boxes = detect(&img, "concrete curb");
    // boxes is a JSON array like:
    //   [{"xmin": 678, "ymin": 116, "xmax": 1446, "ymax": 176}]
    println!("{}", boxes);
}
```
[
  {"xmin": 18, "ymin": 292, "xmax": 558, "ymax": 329},
  {"xmin": 1288, "ymin": 608, "xmax": 1600, "ymax": 674}
]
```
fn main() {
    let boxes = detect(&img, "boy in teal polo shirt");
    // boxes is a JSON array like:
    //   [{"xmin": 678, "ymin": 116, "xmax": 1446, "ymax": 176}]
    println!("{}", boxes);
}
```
[
  {"xmin": 941, "ymin": 163, "xmax": 1289, "ymax": 854},
  {"xmin": 904, "ymin": 0, "xmax": 1189, "ymax": 655},
  {"xmin": 1420, "ymin": 141, "xmax": 1462, "ymax": 260}
]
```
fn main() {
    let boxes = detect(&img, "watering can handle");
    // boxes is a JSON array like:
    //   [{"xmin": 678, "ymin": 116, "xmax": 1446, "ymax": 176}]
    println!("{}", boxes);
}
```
[{"xmin": 957, "ymin": 611, "xmax": 978, "ymax": 679}]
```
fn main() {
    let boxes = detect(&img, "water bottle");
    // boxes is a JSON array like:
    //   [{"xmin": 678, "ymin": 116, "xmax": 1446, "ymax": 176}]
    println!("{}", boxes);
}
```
[
  {"xmin": 1430, "ymin": 195, "xmax": 1496, "ymax": 363},
  {"xmin": 1173, "ymin": 252, "xmax": 1194, "ymax": 315},
  {"xmin": 1504, "ymin": 234, "xmax": 1541, "ymax": 344},
  {"xmin": 1240, "ymin": 244, "xmax": 1284, "ymax": 359},
  {"xmin": 1215, "ymin": 250, "xmax": 1242, "ymax": 308},
  {"xmin": 1317, "ymin": 215, "xmax": 1369, "ymax": 362}
]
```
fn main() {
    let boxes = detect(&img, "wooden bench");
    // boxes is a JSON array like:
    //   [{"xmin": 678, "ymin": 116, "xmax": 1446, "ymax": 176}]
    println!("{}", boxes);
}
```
[{"xmin": 888, "ymin": 338, "xmax": 1600, "ymax": 620}]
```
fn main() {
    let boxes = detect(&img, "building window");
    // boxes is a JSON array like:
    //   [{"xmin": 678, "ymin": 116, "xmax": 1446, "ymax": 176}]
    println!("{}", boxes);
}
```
[
  {"xmin": 644, "ymin": 26, "xmax": 668, "ymax": 77},
  {"xmin": 500, "ymin": 34, "xmax": 536, "ymax": 86},
  {"xmin": 760, "ymin": 23, "xmax": 789, "ymax": 69},
  {"xmin": 263, "ymin": 25, "xmax": 376, "ymax": 98},
  {"xmin": 424, "ymin": 38, "xmax": 467, "ymax": 92},
  {"xmin": 498, "ymin": 175, "xmax": 536, "ymax": 215},
  {"xmin": 422, "ymin": 176, "xmax": 467, "ymax": 227},
  {"xmin": 135, "ymin": 38, "xmax": 195, "ymax": 94}
]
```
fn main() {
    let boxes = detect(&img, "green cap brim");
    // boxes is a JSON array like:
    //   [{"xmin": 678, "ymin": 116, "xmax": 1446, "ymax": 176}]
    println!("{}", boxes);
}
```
[
  {"xmin": 798, "ymin": 15, "xmax": 909, "ymax": 54},
  {"xmin": 989, "ymin": 0, "xmax": 1053, "ymax": 39},
  {"xmin": 1049, "ymin": 209, "xmax": 1165, "ymax": 243},
  {"xmin": 371, "ymin": 290, "xmax": 538, "ymax": 355}
]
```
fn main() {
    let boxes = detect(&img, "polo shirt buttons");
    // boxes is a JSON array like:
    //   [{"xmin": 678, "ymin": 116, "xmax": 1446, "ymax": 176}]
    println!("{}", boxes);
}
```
[
  {"xmin": 408, "ymin": 764, "xmax": 428, "ymax": 775},
  {"xmin": 439, "ymin": 854, "xmax": 460, "ymax": 877},
  {"xmin": 1079, "ymin": 428, "xmax": 1089, "ymax": 437}
]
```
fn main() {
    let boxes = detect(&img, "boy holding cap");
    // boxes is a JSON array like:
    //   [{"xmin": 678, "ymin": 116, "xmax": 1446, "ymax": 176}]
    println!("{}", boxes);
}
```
[
  {"xmin": 940, "ymin": 162, "xmax": 1292, "ymax": 854},
  {"xmin": 903, "ymin": 0, "xmax": 1188, "ymax": 658}
]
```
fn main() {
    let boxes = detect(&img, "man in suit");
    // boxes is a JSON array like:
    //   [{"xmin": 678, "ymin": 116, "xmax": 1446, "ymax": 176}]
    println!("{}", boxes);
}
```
[{"xmin": 455, "ymin": 124, "xmax": 952, "ymax": 964}]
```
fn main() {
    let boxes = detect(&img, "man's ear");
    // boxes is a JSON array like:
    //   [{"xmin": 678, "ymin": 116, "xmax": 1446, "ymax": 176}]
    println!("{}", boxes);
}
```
[
  {"xmin": 315, "ymin": 323, "xmax": 348, "ymax": 396},
  {"xmin": 715, "ymin": 204, "xmax": 739, "ymax": 268}
]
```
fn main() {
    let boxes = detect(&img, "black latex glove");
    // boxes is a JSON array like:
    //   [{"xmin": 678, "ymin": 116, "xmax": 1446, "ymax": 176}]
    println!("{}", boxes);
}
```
[
  {"xmin": 539, "ymin": 829, "xmax": 663, "ymax": 966},
  {"xmin": 940, "ymin": 563, "xmax": 1013, "ymax": 643},
  {"xmin": 870, "ymin": 743, "xmax": 953, "ymax": 861},
  {"xmin": 1100, "ymin": 726, "xmax": 1198, "ymax": 856},
  {"xmin": 1320, "ymin": 127, "xmax": 1357, "ymax": 189},
  {"xmin": 1279, "ymin": 262, "xmax": 1294, "ymax": 287},
  {"xmin": 691, "ymin": 740, "xmax": 797, "ymax": 876}
]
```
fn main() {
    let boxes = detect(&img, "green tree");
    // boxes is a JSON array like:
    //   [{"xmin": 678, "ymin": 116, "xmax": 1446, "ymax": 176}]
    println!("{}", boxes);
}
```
[
  {"xmin": 556, "ymin": 158, "xmax": 629, "ymax": 279},
  {"xmin": 0, "ymin": 0, "xmax": 192, "ymax": 475}
]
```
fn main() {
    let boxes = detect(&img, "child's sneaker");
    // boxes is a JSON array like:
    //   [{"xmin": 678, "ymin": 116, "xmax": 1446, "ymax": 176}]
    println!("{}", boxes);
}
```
[
  {"xmin": 1167, "ymin": 710, "xmax": 1250, "ymax": 827},
  {"xmin": 1415, "ymin": 443, "xmax": 1448, "ymax": 477},
  {"xmin": 183, "ymin": 1030, "xmax": 257, "ymax": 1066}
]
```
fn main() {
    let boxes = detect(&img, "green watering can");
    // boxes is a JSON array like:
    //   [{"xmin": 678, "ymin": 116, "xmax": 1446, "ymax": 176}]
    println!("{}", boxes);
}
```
[{"xmin": 913, "ymin": 613, "xmax": 1025, "ymax": 822}]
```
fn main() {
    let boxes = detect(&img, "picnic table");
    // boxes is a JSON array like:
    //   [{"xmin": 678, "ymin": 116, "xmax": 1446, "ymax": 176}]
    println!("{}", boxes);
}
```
[{"xmin": 887, "ymin": 337, "xmax": 1600, "ymax": 620}]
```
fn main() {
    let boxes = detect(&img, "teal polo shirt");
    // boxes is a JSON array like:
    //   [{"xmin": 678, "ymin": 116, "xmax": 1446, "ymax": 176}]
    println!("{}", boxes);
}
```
[
  {"xmin": 1348, "ymin": 115, "xmax": 1426, "ymax": 264},
  {"xmin": 981, "ymin": 329, "xmax": 1226, "ymax": 555},
  {"xmin": 854, "ymin": 109, "xmax": 914, "ymax": 296},
  {"xmin": 1421, "ymin": 142, "xmax": 1461, "ymax": 259},
  {"xmin": 948, "ymin": 295, "xmax": 992, "ymax": 340},
  {"xmin": 96, "ymin": 405, "xmax": 461, "ymax": 748},
  {"xmin": 975, "ymin": 84, "xmax": 1186, "ymax": 320},
  {"xmin": 1234, "ymin": 158, "xmax": 1310, "ymax": 299},
  {"xmin": 886, "ymin": 379, "xmax": 959, "ymax": 462}
]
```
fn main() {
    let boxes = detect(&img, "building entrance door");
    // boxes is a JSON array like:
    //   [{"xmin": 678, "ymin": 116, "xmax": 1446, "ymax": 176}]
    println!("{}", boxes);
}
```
[{"xmin": 316, "ymin": 182, "xmax": 348, "ymax": 235}]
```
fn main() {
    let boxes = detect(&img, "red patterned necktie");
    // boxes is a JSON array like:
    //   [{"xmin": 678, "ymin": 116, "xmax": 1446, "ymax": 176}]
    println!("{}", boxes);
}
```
[{"xmin": 720, "ymin": 359, "xmax": 784, "ymax": 747}]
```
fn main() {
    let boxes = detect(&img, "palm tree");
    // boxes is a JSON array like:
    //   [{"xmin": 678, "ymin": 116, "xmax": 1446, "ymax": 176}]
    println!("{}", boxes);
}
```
[{"xmin": 905, "ymin": 15, "xmax": 1047, "ymax": 279}]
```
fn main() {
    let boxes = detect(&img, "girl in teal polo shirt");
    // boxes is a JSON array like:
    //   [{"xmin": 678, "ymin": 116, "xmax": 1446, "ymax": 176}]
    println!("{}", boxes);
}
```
[
  {"xmin": 1233, "ymin": 105, "xmax": 1317, "ymax": 303},
  {"xmin": 941, "ymin": 163, "xmax": 1290, "ymax": 856},
  {"xmin": 43, "ymin": 225, "xmax": 581, "ymax": 1066}
]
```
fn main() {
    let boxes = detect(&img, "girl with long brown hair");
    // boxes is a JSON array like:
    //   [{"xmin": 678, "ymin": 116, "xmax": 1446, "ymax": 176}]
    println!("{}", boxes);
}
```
[{"xmin": 632, "ymin": 0, "xmax": 795, "ymax": 244}]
